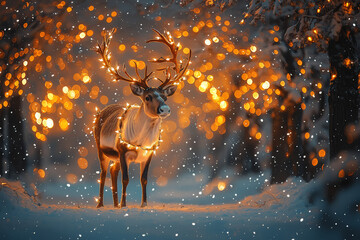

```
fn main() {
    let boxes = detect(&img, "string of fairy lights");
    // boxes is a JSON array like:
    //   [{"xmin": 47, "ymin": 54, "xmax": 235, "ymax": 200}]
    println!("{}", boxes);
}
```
[{"xmin": 117, "ymin": 103, "xmax": 163, "ymax": 154}]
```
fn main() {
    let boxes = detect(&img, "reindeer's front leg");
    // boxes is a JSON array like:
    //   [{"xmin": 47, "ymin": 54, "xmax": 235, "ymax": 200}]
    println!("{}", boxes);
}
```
[
  {"xmin": 140, "ymin": 154, "xmax": 153, "ymax": 208},
  {"xmin": 119, "ymin": 152, "xmax": 129, "ymax": 208},
  {"xmin": 110, "ymin": 161, "xmax": 120, "ymax": 207}
]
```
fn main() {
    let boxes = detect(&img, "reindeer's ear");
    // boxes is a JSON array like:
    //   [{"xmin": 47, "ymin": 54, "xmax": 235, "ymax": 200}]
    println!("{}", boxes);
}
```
[
  {"xmin": 163, "ymin": 85, "xmax": 177, "ymax": 97},
  {"xmin": 130, "ymin": 83, "xmax": 144, "ymax": 96}
]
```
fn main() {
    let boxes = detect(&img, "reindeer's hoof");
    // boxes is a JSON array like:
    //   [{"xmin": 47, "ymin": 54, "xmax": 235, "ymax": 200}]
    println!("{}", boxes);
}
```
[
  {"xmin": 96, "ymin": 202, "xmax": 104, "ymax": 208},
  {"xmin": 120, "ymin": 202, "xmax": 126, "ymax": 208},
  {"xmin": 141, "ymin": 202, "xmax": 147, "ymax": 208}
]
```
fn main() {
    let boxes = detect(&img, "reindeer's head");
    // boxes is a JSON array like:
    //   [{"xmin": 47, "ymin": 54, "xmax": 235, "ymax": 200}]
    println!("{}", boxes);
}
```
[
  {"xmin": 96, "ymin": 28, "xmax": 191, "ymax": 119},
  {"xmin": 130, "ymin": 84, "xmax": 176, "ymax": 119}
]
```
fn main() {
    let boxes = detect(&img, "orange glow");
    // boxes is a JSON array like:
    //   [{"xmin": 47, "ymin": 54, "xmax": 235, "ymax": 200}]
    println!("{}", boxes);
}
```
[
  {"xmin": 78, "ymin": 158, "xmax": 88, "ymax": 169},
  {"xmin": 194, "ymin": 71, "xmax": 202, "ymax": 78},
  {"xmin": 217, "ymin": 181, "xmax": 226, "ymax": 191},
  {"xmin": 219, "ymin": 101, "xmax": 227, "ymax": 110},
  {"xmin": 66, "ymin": 174, "xmax": 78, "ymax": 184},
  {"xmin": 79, "ymin": 32, "xmax": 86, "ymax": 39},
  {"xmin": 119, "ymin": 44, "xmax": 126, "ymax": 51},
  {"xmin": 331, "ymin": 73, "xmax": 337, "ymax": 81},
  {"xmin": 111, "ymin": 11, "xmax": 117, "ymax": 17},
  {"xmin": 192, "ymin": 26, "xmax": 199, "ymax": 33},
  {"xmin": 262, "ymin": 81, "xmax": 270, "ymax": 89},
  {"xmin": 59, "ymin": 118, "xmax": 69, "ymax": 131},
  {"xmin": 234, "ymin": 90, "xmax": 241, "ymax": 98},
  {"xmin": 318, "ymin": 149, "xmax": 326, "ymax": 158},
  {"xmin": 215, "ymin": 115, "xmax": 225, "ymax": 125},
  {"xmin": 305, "ymin": 132, "xmax": 310, "ymax": 139},
  {"xmin": 243, "ymin": 120, "xmax": 250, "ymax": 127},
  {"xmin": 183, "ymin": 47, "xmax": 190, "ymax": 54},
  {"xmin": 312, "ymin": 158, "xmax": 318, "ymax": 166},
  {"xmin": 156, "ymin": 176, "xmax": 168, "ymax": 187},
  {"xmin": 38, "ymin": 169, "xmax": 45, "ymax": 178},
  {"xmin": 241, "ymin": 73, "xmax": 248, "ymax": 80},
  {"xmin": 344, "ymin": 58, "xmax": 351, "ymax": 67},
  {"xmin": 338, "ymin": 169, "xmax": 345, "ymax": 178},
  {"xmin": 199, "ymin": 81, "xmax": 209, "ymax": 92},
  {"xmin": 301, "ymin": 103, "xmax": 306, "ymax": 110},
  {"xmin": 255, "ymin": 132, "xmax": 262, "ymax": 140},
  {"xmin": 216, "ymin": 53, "xmax": 225, "ymax": 61},
  {"xmin": 212, "ymin": 37, "xmax": 219, "ymax": 43},
  {"xmin": 100, "ymin": 95, "xmax": 108, "ymax": 105},
  {"xmin": 82, "ymin": 75, "xmax": 91, "ymax": 83},
  {"xmin": 46, "ymin": 118, "xmax": 54, "ymax": 128}
]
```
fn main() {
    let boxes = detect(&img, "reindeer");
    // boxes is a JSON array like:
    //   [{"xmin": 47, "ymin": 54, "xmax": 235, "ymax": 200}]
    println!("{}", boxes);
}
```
[{"xmin": 93, "ymin": 29, "xmax": 191, "ymax": 208}]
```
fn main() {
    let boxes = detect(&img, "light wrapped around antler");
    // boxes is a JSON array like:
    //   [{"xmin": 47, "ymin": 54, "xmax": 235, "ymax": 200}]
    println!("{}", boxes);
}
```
[
  {"xmin": 95, "ymin": 28, "xmax": 152, "ymax": 89},
  {"xmin": 147, "ymin": 29, "xmax": 192, "ymax": 89}
]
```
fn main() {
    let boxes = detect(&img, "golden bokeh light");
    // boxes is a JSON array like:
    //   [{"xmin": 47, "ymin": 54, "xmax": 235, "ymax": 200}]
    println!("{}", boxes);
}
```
[{"xmin": 217, "ymin": 181, "xmax": 226, "ymax": 191}]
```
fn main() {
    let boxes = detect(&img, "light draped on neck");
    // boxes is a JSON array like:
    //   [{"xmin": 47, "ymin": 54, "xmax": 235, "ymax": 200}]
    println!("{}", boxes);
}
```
[{"xmin": 121, "ymin": 104, "xmax": 162, "ymax": 149}]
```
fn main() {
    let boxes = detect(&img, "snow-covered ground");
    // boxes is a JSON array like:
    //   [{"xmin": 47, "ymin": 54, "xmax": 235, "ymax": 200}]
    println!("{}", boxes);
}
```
[{"xmin": 0, "ymin": 171, "xmax": 345, "ymax": 240}]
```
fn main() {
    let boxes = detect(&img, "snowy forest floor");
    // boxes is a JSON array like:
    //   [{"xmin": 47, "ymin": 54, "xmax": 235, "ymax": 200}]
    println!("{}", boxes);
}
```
[{"xmin": 0, "ymin": 171, "xmax": 348, "ymax": 240}]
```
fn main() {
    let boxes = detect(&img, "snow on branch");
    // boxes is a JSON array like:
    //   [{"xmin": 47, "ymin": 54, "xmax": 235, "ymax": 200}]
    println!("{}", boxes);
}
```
[{"xmin": 245, "ymin": 0, "xmax": 360, "ymax": 50}]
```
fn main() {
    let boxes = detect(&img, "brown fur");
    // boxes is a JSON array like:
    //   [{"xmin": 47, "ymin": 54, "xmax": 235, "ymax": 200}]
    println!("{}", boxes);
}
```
[{"xmin": 94, "ymin": 86, "xmax": 176, "ymax": 208}]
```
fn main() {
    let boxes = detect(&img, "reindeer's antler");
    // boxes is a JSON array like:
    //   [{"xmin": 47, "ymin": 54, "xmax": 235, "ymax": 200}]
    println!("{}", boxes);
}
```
[
  {"xmin": 147, "ymin": 29, "xmax": 191, "ymax": 89},
  {"xmin": 96, "ymin": 28, "xmax": 152, "ymax": 89}
]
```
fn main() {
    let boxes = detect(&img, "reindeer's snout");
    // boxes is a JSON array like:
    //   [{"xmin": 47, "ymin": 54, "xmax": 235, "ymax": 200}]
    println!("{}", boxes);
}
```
[{"xmin": 158, "ymin": 105, "xmax": 170, "ymax": 117}]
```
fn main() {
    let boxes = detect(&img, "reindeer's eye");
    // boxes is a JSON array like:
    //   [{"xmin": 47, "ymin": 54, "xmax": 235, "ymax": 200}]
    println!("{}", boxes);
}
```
[{"xmin": 145, "ymin": 95, "xmax": 152, "ymax": 101}]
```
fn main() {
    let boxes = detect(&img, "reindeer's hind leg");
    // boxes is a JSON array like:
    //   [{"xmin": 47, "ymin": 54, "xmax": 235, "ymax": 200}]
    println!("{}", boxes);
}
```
[
  {"xmin": 110, "ymin": 161, "xmax": 120, "ymax": 207},
  {"xmin": 97, "ymin": 152, "xmax": 110, "ymax": 208},
  {"xmin": 119, "ymin": 151, "xmax": 129, "ymax": 208},
  {"xmin": 140, "ymin": 154, "xmax": 153, "ymax": 208}
]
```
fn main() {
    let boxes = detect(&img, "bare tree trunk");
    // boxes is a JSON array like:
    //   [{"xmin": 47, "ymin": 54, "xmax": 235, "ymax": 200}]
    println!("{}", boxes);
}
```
[
  {"xmin": 34, "ymin": 141, "xmax": 42, "ymax": 169},
  {"xmin": 270, "ymin": 103, "xmax": 290, "ymax": 184},
  {"xmin": 328, "ymin": 26, "xmax": 359, "ymax": 160},
  {"xmin": 8, "ymin": 95, "xmax": 27, "ymax": 178},
  {"xmin": 0, "ymin": 111, "xmax": 3, "ymax": 177},
  {"xmin": 242, "ymin": 122, "xmax": 260, "ymax": 173},
  {"xmin": 287, "ymin": 101, "xmax": 305, "ymax": 177}
]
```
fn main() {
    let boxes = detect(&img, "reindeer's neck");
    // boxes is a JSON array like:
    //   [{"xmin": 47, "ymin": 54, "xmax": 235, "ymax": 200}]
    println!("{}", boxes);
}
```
[{"xmin": 122, "ymin": 104, "xmax": 161, "ymax": 148}]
